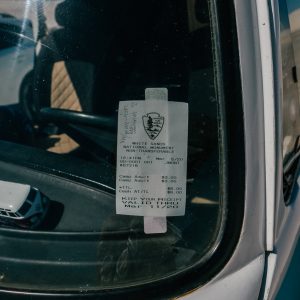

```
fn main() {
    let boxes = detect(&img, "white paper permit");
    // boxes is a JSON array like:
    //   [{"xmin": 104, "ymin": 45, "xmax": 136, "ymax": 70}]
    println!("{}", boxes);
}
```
[{"xmin": 116, "ymin": 100, "xmax": 188, "ymax": 217}]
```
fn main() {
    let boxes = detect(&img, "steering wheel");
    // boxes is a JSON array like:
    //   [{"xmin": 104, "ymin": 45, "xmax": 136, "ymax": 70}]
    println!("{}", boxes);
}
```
[
  {"xmin": 39, "ymin": 108, "xmax": 117, "ymax": 131},
  {"xmin": 39, "ymin": 108, "xmax": 118, "ymax": 163}
]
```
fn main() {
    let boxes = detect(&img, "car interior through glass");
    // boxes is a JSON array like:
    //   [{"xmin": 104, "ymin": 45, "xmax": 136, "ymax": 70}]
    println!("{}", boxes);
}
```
[{"xmin": 0, "ymin": 0, "xmax": 241, "ymax": 295}]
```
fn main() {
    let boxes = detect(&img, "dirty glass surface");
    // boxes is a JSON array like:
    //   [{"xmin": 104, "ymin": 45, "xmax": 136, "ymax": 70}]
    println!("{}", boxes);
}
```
[
  {"xmin": 0, "ymin": 0, "xmax": 225, "ymax": 291},
  {"xmin": 279, "ymin": 0, "xmax": 300, "ymax": 163},
  {"xmin": 279, "ymin": 0, "xmax": 300, "ymax": 202}
]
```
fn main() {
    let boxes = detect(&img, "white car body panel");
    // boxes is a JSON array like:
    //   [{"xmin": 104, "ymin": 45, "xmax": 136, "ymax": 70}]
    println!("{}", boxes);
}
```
[
  {"xmin": 262, "ymin": 253, "xmax": 277, "ymax": 300},
  {"xmin": 256, "ymin": 0, "xmax": 276, "ymax": 252},
  {"xmin": 180, "ymin": 255, "xmax": 265, "ymax": 300}
]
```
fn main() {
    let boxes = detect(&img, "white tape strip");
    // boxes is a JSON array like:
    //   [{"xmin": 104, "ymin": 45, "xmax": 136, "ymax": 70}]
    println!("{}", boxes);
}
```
[
  {"xmin": 144, "ymin": 216, "xmax": 167, "ymax": 234},
  {"xmin": 145, "ymin": 87, "xmax": 168, "ymax": 101}
]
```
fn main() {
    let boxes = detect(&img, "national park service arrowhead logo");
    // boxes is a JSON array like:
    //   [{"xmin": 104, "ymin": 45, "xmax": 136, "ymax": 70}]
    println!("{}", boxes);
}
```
[{"xmin": 142, "ymin": 112, "xmax": 164, "ymax": 140}]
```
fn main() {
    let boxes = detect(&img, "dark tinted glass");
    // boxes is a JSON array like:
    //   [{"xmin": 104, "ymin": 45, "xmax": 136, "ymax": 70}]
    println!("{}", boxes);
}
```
[
  {"xmin": 279, "ymin": 0, "xmax": 300, "ymax": 202},
  {"xmin": 18, "ymin": 201, "xmax": 31, "ymax": 216},
  {"xmin": 0, "ymin": 24, "xmax": 21, "ymax": 49},
  {"xmin": 0, "ymin": 0, "xmax": 227, "ymax": 292}
]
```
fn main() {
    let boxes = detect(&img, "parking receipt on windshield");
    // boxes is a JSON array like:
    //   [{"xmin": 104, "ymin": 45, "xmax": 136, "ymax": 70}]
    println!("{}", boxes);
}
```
[{"xmin": 116, "ymin": 100, "xmax": 188, "ymax": 217}]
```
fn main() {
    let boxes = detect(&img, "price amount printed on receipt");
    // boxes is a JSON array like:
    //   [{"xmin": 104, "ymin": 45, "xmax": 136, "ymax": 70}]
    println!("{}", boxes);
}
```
[{"xmin": 116, "ymin": 100, "xmax": 188, "ymax": 217}]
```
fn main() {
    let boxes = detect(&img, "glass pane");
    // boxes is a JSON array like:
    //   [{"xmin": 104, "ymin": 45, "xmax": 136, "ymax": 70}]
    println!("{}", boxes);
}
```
[
  {"xmin": 0, "ymin": 0, "xmax": 226, "ymax": 291},
  {"xmin": 279, "ymin": 0, "xmax": 300, "ymax": 163}
]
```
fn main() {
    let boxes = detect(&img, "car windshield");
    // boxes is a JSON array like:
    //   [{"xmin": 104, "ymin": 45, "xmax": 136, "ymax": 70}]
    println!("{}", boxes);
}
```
[{"xmin": 0, "ymin": 0, "xmax": 239, "ymax": 293}]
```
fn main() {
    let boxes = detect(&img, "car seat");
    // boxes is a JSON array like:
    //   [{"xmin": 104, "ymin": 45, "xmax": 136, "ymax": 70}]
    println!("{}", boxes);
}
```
[{"xmin": 31, "ymin": 0, "xmax": 195, "ymax": 157}]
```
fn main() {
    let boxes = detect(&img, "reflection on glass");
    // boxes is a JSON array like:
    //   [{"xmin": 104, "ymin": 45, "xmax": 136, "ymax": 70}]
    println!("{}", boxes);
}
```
[
  {"xmin": 279, "ymin": 0, "xmax": 300, "ymax": 164},
  {"xmin": 287, "ymin": 0, "xmax": 300, "ymax": 100},
  {"xmin": 0, "ymin": 0, "xmax": 225, "ymax": 292}
]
